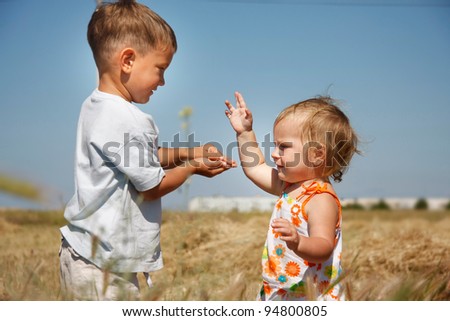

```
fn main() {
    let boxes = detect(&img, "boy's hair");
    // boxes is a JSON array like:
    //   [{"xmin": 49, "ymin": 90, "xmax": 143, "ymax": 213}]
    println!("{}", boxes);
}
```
[
  {"xmin": 274, "ymin": 97, "xmax": 360, "ymax": 182},
  {"xmin": 87, "ymin": 0, "xmax": 177, "ymax": 68}
]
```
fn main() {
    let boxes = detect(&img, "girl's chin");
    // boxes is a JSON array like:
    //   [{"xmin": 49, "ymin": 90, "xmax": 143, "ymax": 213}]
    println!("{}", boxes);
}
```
[{"xmin": 277, "ymin": 172, "xmax": 287, "ymax": 181}]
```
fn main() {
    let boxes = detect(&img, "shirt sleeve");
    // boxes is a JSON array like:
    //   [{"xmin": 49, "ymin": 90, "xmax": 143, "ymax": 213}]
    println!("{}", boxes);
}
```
[
  {"xmin": 89, "ymin": 103, "xmax": 165, "ymax": 192},
  {"xmin": 100, "ymin": 129, "xmax": 165, "ymax": 192}
]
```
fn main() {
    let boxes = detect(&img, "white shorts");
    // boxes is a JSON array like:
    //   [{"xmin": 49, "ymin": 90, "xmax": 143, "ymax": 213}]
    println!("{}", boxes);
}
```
[{"xmin": 59, "ymin": 238, "xmax": 141, "ymax": 300}]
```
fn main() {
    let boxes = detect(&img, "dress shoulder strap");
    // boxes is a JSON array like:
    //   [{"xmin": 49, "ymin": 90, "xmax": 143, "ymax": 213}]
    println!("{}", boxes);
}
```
[{"xmin": 296, "ymin": 181, "xmax": 342, "ymax": 228}]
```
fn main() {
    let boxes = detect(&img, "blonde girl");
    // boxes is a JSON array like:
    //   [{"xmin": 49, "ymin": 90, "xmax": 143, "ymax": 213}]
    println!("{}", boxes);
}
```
[{"xmin": 225, "ymin": 92, "xmax": 359, "ymax": 300}]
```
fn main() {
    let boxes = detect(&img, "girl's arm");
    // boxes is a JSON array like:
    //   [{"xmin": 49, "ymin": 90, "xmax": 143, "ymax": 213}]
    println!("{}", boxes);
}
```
[
  {"xmin": 225, "ymin": 92, "xmax": 283, "ymax": 196},
  {"xmin": 271, "ymin": 193, "xmax": 339, "ymax": 263}
]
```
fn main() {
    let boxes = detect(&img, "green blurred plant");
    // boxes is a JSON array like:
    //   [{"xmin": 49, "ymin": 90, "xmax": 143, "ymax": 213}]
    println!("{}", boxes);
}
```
[
  {"xmin": 370, "ymin": 199, "xmax": 390, "ymax": 210},
  {"xmin": 414, "ymin": 198, "xmax": 428, "ymax": 210},
  {"xmin": 342, "ymin": 202, "xmax": 365, "ymax": 210},
  {"xmin": 0, "ymin": 173, "xmax": 42, "ymax": 201}
]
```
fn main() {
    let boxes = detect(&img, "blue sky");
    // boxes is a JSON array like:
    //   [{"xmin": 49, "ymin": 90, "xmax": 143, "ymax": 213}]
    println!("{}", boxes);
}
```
[{"xmin": 0, "ymin": 0, "xmax": 449, "ymax": 210}]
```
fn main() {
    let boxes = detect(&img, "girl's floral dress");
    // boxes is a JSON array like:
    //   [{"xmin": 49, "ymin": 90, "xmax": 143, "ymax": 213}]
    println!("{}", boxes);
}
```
[{"xmin": 258, "ymin": 181, "xmax": 345, "ymax": 301}]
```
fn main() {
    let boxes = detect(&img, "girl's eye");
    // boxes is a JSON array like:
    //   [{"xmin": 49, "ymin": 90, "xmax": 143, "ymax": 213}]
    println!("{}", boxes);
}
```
[{"xmin": 278, "ymin": 143, "xmax": 292, "ymax": 150}]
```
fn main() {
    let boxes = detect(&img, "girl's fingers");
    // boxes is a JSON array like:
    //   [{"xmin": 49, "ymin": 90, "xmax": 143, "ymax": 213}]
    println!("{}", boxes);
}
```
[
  {"xmin": 225, "ymin": 100, "xmax": 235, "ymax": 112},
  {"xmin": 235, "ymin": 91, "xmax": 247, "ymax": 109},
  {"xmin": 272, "ymin": 218, "xmax": 289, "ymax": 226},
  {"xmin": 272, "ymin": 219, "xmax": 296, "ymax": 236},
  {"xmin": 272, "ymin": 226, "xmax": 292, "ymax": 235},
  {"xmin": 278, "ymin": 232, "xmax": 294, "ymax": 239}
]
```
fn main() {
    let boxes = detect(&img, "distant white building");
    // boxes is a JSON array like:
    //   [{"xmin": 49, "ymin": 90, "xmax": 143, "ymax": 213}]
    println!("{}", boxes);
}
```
[
  {"xmin": 189, "ymin": 196, "xmax": 450, "ymax": 213},
  {"xmin": 188, "ymin": 196, "xmax": 276, "ymax": 213},
  {"xmin": 340, "ymin": 197, "xmax": 449, "ymax": 210}
]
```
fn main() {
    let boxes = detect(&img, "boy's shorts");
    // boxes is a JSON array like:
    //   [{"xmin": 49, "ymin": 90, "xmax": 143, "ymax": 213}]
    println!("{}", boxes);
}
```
[{"xmin": 59, "ymin": 237, "xmax": 141, "ymax": 300}]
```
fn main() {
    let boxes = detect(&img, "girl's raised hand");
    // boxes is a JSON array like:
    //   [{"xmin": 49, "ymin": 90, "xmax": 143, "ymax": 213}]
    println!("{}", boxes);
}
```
[{"xmin": 225, "ymin": 91, "xmax": 253, "ymax": 135}]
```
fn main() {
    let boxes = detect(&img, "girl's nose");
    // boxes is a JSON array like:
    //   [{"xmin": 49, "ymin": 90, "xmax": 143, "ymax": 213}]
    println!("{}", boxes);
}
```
[{"xmin": 271, "ymin": 147, "xmax": 280, "ymax": 161}]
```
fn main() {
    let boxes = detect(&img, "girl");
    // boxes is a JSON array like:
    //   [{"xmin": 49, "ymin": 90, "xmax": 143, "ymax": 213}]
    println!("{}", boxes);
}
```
[{"xmin": 225, "ymin": 92, "xmax": 359, "ymax": 300}]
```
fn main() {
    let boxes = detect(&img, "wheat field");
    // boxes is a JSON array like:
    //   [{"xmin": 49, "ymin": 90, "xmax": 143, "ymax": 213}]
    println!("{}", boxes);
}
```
[{"xmin": 0, "ymin": 209, "xmax": 449, "ymax": 301}]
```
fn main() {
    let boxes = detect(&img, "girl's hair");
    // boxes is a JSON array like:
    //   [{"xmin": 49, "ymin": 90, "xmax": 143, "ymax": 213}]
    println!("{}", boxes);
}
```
[
  {"xmin": 274, "ymin": 96, "xmax": 360, "ymax": 182},
  {"xmin": 87, "ymin": 0, "xmax": 177, "ymax": 68}
]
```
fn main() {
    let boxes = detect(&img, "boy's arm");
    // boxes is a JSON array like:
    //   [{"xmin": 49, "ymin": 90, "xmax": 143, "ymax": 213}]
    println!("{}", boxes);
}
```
[
  {"xmin": 157, "ymin": 146, "xmax": 199, "ymax": 169},
  {"xmin": 226, "ymin": 92, "xmax": 283, "ymax": 196},
  {"xmin": 141, "ymin": 158, "xmax": 228, "ymax": 201},
  {"xmin": 158, "ymin": 144, "xmax": 235, "ymax": 169}
]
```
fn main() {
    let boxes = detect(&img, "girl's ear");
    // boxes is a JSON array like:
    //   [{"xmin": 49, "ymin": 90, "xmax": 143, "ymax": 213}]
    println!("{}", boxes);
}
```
[
  {"xmin": 119, "ymin": 48, "xmax": 136, "ymax": 74},
  {"xmin": 310, "ymin": 143, "xmax": 326, "ymax": 167}
]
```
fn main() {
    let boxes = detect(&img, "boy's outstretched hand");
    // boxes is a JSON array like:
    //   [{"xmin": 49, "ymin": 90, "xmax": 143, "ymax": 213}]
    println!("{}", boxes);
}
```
[
  {"xmin": 191, "ymin": 144, "xmax": 236, "ymax": 177},
  {"xmin": 202, "ymin": 144, "xmax": 236, "ymax": 169},
  {"xmin": 225, "ymin": 92, "xmax": 253, "ymax": 135},
  {"xmin": 189, "ymin": 157, "xmax": 232, "ymax": 177}
]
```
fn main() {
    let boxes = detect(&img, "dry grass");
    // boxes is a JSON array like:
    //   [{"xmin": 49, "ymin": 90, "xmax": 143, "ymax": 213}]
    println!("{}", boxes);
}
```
[
  {"xmin": 0, "ymin": 209, "xmax": 63, "ymax": 300},
  {"xmin": 0, "ymin": 208, "xmax": 449, "ymax": 301},
  {"xmin": 343, "ymin": 211, "xmax": 450, "ymax": 300}
]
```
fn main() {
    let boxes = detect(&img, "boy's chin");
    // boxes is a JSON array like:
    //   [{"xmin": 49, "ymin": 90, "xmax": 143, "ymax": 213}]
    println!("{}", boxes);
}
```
[{"xmin": 133, "ymin": 96, "xmax": 151, "ymax": 104}]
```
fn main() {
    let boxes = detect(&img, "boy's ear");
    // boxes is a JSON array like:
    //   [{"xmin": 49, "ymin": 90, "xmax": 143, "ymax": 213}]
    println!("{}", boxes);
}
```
[{"xmin": 120, "ymin": 48, "xmax": 136, "ymax": 74}]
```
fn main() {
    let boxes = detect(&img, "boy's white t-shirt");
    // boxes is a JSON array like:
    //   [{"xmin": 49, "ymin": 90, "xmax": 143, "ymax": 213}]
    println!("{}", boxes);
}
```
[{"xmin": 61, "ymin": 89, "xmax": 165, "ymax": 273}]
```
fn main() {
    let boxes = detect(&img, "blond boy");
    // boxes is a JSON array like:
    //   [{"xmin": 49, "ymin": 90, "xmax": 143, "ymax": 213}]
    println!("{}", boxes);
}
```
[{"xmin": 59, "ymin": 0, "xmax": 234, "ymax": 300}]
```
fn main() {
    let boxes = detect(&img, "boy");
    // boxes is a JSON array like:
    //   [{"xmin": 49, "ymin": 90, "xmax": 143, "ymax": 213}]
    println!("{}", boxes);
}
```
[{"xmin": 59, "ymin": 0, "xmax": 234, "ymax": 300}]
